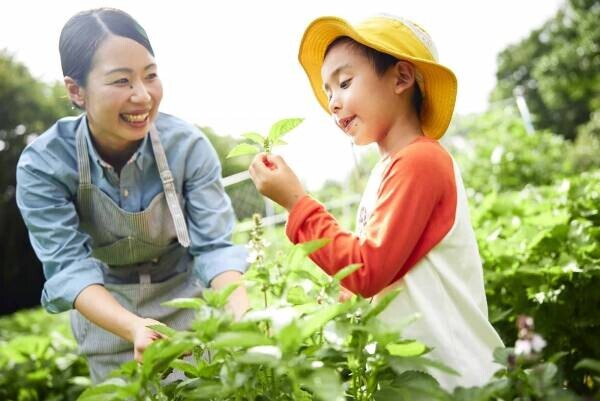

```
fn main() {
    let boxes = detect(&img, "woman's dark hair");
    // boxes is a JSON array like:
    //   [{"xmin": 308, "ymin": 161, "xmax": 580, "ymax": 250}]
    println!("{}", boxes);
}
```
[
  {"xmin": 325, "ymin": 37, "xmax": 423, "ymax": 116},
  {"xmin": 59, "ymin": 8, "xmax": 154, "ymax": 87}
]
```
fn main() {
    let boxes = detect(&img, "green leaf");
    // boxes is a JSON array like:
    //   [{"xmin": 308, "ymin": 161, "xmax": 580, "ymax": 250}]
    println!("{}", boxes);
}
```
[
  {"xmin": 203, "ymin": 283, "xmax": 240, "ymax": 308},
  {"xmin": 492, "ymin": 347, "xmax": 513, "ymax": 367},
  {"xmin": 302, "ymin": 367, "xmax": 345, "ymax": 401},
  {"xmin": 242, "ymin": 132, "xmax": 265, "ymax": 145},
  {"xmin": 277, "ymin": 320, "xmax": 303, "ymax": 354},
  {"xmin": 333, "ymin": 263, "xmax": 362, "ymax": 281},
  {"xmin": 285, "ymin": 238, "xmax": 331, "ymax": 269},
  {"xmin": 147, "ymin": 324, "xmax": 177, "ymax": 338},
  {"xmin": 386, "ymin": 341, "xmax": 427, "ymax": 357},
  {"xmin": 375, "ymin": 371, "xmax": 448, "ymax": 401},
  {"xmin": 142, "ymin": 339, "xmax": 196, "ymax": 379},
  {"xmin": 300, "ymin": 301, "xmax": 353, "ymax": 340},
  {"xmin": 363, "ymin": 288, "xmax": 402, "ymax": 322},
  {"xmin": 267, "ymin": 117, "xmax": 304, "ymax": 142},
  {"xmin": 575, "ymin": 358, "xmax": 600, "ymax": 374},
  {"xmin": 211, "ymin": 331, "xmax": 272, "ymax": 349},
  {"xmin": 76, "ymin": 378, "xmax": 136, "ymax": 401},
  {"xmin": 226, "ymin": 143, "xmax": 260, "ymax": 158},
  {"xmin": 287, "ymin": 285, "xmax": 311, "ymax": 305},
  {"xmin": 162, "ymin": 297, "xmax": 205, "ymax": 310},
  {"xmin": 169, "ymin": 358, "xmax": 200, "ymax": 377}
]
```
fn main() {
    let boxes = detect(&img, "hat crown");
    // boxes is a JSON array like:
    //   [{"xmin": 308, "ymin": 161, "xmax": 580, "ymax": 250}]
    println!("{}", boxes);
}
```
[{"xmin": 357, "ymin": 14, "xmax": 438, "ymax": 62}]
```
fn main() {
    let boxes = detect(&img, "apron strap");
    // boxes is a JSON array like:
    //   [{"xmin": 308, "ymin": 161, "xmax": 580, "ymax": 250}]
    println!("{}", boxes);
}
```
[
  {"xmin": 149, "ymin": 125, "xmax": 191, "ymax": 248},
  {"xmin": 75, "ymin": 119, "xmax": 92, "ymax": 186}
]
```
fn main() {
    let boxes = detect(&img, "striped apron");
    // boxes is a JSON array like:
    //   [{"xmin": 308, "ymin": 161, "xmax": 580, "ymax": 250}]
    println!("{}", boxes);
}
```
[{"xmin": 70, "ymin": 120, "xmax": 203, "ymax": 383}]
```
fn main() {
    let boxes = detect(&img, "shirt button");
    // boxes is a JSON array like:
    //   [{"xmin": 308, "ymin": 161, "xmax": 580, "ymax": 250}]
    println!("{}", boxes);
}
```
[{"xmin": 123, "ymin": 189, "xmax": 129, "ymax": 197}]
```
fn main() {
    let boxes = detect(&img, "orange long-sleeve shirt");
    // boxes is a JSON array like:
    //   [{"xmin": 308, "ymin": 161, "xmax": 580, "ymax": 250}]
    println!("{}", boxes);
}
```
[{"xmin": 286, "ymin": 137, "xmax": 457, "ymax": 297}]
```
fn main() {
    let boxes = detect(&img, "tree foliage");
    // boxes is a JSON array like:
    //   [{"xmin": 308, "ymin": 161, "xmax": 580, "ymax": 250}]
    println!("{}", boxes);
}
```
[
  {"xmin": 0, "ymin": 50, "xmax": 75, "ymax": 314},
  {"xmin": 491, "ymin": 0, "xmax": 600, "ymax": 140}
]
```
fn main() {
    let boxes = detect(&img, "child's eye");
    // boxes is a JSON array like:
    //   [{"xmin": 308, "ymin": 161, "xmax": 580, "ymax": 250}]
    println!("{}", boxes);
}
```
[
  {"xmin": 340, "ymin": 78, "xmax": 352, "ymax": 89},
  {"xmin": 112, "ymin": 78, "xmax": 129, "ymax": 85},
  {"xmin": 146, "ymin": 72, "xmax": 158, "ymax": 80}
]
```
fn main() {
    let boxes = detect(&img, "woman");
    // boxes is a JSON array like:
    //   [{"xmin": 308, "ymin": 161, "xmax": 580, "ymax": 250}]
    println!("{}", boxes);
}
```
[{"xmin": 16, "ymin": 8, "xmax": 249, "ymax": 383}]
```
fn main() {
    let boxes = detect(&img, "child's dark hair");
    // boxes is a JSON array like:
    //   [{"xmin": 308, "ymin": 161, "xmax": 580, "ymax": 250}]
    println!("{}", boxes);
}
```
[
  {"xmin": 59, "ymin": 8, "xmax": 154, "ymax": 87},
  {"xmin": 325, "ymin": 36, "xmax": 423, "ymax": 115}
]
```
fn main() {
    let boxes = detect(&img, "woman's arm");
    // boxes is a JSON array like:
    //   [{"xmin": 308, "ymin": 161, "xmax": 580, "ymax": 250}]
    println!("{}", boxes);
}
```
[
  {"xmin": 74, "ymin": 284, "xmax": 163, "ymax": 362},
  {"xmin": 210, "ymin": 271, "xmax": 249, "ymax": 320},
  {"xmin": 181, "ymin": 129, "xmax": 250, "ymax": 314}
]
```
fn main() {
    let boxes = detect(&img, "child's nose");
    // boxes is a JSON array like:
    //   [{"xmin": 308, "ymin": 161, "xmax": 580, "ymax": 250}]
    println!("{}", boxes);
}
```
[{"xmin": 328, "ymin": 93, "xmax": 342, "ymax": 114}]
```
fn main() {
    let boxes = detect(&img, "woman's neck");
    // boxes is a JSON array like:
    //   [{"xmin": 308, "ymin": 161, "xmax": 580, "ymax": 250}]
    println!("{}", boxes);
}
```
[{"xmin": 89, "ymin": 131, "xmax": 141, "ymax": 174}]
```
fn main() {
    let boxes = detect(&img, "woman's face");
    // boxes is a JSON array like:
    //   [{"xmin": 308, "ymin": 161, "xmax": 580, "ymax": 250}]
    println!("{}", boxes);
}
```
[{"xmin": 80, "ymin": 35, "xmax": 163, "ymax": 154}]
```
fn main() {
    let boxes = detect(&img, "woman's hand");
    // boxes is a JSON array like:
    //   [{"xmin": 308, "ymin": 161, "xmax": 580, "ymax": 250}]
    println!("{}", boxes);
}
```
[
  {"xmin": 249, "ymin": 153, "xmax": 306, "ymax": 211},
  {"xmin": 131, "ymin": 317, "xmax": 166, "ymax": 363}
]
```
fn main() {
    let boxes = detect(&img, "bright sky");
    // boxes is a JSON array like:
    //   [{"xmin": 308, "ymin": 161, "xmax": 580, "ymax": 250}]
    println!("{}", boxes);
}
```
[{"xmin": 0, "ymin": 1, "xmax": 563, "ymax": 189}]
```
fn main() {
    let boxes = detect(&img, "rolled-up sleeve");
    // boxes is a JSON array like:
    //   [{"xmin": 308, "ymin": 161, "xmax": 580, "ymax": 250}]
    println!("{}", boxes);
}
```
[
  {"xmin": 183, "ymin": 133, "xmax": 248, "ymax": 285},
  {"xmin": 16, "ymin": 147, "xmax": 105, "ymax": 313}
]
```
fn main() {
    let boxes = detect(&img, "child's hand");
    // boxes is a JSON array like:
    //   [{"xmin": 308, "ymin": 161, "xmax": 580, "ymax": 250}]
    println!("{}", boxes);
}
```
[{"xmin": 249, "ymin": 153, "xmax": 306, "ymax": 211}]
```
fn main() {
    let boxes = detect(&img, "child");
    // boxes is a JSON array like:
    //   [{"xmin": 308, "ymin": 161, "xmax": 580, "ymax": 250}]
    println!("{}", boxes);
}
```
[{"xmin": 249, "ymin": 14, "xmax": 504, "ymax": 390}]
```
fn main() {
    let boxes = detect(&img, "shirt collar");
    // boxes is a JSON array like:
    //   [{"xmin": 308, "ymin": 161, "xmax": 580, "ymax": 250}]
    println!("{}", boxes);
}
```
[{"xmin": 81, "ymin": 114, "xmax": 151, "ymax": 172}]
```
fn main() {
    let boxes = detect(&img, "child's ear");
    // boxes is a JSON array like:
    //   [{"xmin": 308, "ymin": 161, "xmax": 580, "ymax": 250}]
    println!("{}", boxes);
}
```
[
  {"xmin": 64, "ymin": 76, "xmax": 86, "ymax": 109},
  {"xmin": 392, "ymin": 61, "xmax": 416, "ymax": 95}
]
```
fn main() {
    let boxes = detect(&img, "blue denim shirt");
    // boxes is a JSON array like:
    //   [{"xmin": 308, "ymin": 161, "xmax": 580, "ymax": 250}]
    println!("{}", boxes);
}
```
[{"xmin": 16, "ymin": 112, "xmax": 248, "ymax": 313}]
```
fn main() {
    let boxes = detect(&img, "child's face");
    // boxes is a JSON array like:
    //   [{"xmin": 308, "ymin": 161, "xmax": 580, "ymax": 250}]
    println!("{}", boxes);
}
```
[{"xmin": 321, "ymin": 43, "xmax": 401, "ymax": 146}]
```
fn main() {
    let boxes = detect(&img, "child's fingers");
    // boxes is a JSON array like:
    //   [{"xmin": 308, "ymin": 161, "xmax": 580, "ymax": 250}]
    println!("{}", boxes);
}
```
[
  {"xmin": 251, "ymin": 153, "xmax": 272, "ymax": 173},
  {"xmin": 269, "ymin": 154, "xmax": 287, "ymax": 168},
  {"xmin": 261, "ymin": 154, "xmax": 276, "ymax": 170}
]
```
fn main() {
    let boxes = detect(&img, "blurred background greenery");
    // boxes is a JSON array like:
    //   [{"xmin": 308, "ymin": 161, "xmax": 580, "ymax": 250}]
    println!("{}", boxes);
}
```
[{"xmin": 0, "ymin": 0, "xmax": 599, "ymax": 398}]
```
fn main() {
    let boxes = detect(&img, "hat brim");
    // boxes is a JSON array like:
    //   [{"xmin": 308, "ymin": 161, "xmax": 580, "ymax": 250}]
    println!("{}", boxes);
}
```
[{"xmin": 298, "ymin": 16, "xmax": 457, "ymax": 139}]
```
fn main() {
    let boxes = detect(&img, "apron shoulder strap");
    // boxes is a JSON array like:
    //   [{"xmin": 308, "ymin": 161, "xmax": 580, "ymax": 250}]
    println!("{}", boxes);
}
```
[
  {"xmin": 75, "ymin": 118, "xmax": 92, "ymax": 186},
  {"xmin": 149, "ymin": 125, "xmax": 191, "ymax": 248}
]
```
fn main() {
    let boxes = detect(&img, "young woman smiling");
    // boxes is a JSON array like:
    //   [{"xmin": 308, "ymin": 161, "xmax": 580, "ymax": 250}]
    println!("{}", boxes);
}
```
[{"xmin": 16, "ymin": 8, "xmax": 249, "ymax": 383}]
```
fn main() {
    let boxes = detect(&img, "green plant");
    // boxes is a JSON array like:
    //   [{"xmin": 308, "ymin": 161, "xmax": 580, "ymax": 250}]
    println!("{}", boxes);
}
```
[
  {"xmin": 474, "ymin": 170, "xmax": 600, "ymax": 394},
  {"xmin": 76, "ymin": 216, "xmax": 453, "ymax": 401},
  {"xmin": 226, "ymin": 118, "xmax": 303, "ymax": 158},
  {"xmin": 0, "ymin": 310, "xmax": 90, "ymax": 401}
]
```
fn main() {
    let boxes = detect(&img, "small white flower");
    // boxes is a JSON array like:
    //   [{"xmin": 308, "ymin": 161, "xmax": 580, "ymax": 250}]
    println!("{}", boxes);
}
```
[
  {"xmin": 365, "ymin": 342, "xmax": 377, "ymax": 355},
  {"xmin": 533, "ymin": 292, "xmax": 546, "ymax": 304},
  {"xmin": 531, "ymin": 334, "xmax": 547, "ymax": 353},
  {"xmin": 514, "ymin": 339, "xmax": 532, "ymax": 356},
  {"xmin": 562, "ymin": 262, "xmax": 582, "ymax": 273}
]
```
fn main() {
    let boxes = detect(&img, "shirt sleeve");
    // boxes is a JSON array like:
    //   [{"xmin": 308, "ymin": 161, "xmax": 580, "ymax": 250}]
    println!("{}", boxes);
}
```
[
  {"xmin": 183, "ymin": 132, "xmax": 248, "ymax": 285},
  {"xmin": 285, "ymin": 145, "xmax": 455, "ymax": 298},
  {"xmin": 16, "ymin": 146, "xmax": 105, "ymax": 314}
]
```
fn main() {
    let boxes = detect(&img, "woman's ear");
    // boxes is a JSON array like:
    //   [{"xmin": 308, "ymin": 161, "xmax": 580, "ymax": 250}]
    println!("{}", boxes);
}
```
[
  {"xmin": 392, "ymin": 60, "xmax": 416, "ymax": 95},
  {"xmin": 64, "ymin": 76, "xmax": 85, "ymax": 109}
]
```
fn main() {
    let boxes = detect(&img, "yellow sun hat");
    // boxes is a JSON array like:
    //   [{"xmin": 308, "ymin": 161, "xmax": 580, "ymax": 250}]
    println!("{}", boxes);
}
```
[{"xmin": 298, "ymin": 14, "xmax": 457, "ymax": 139}]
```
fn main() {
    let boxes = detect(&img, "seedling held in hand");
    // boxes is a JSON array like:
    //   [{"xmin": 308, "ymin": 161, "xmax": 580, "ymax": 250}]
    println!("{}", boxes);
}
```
[{"xmin": 226, "ymin": 118, "xmax": 303, "ymax": 158}]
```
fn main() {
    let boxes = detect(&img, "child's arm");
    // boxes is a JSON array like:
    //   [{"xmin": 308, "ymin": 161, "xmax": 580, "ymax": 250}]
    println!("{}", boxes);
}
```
[{"xmin": 250, "ymin": 147, "xmax": 454, "ymax": 298}]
